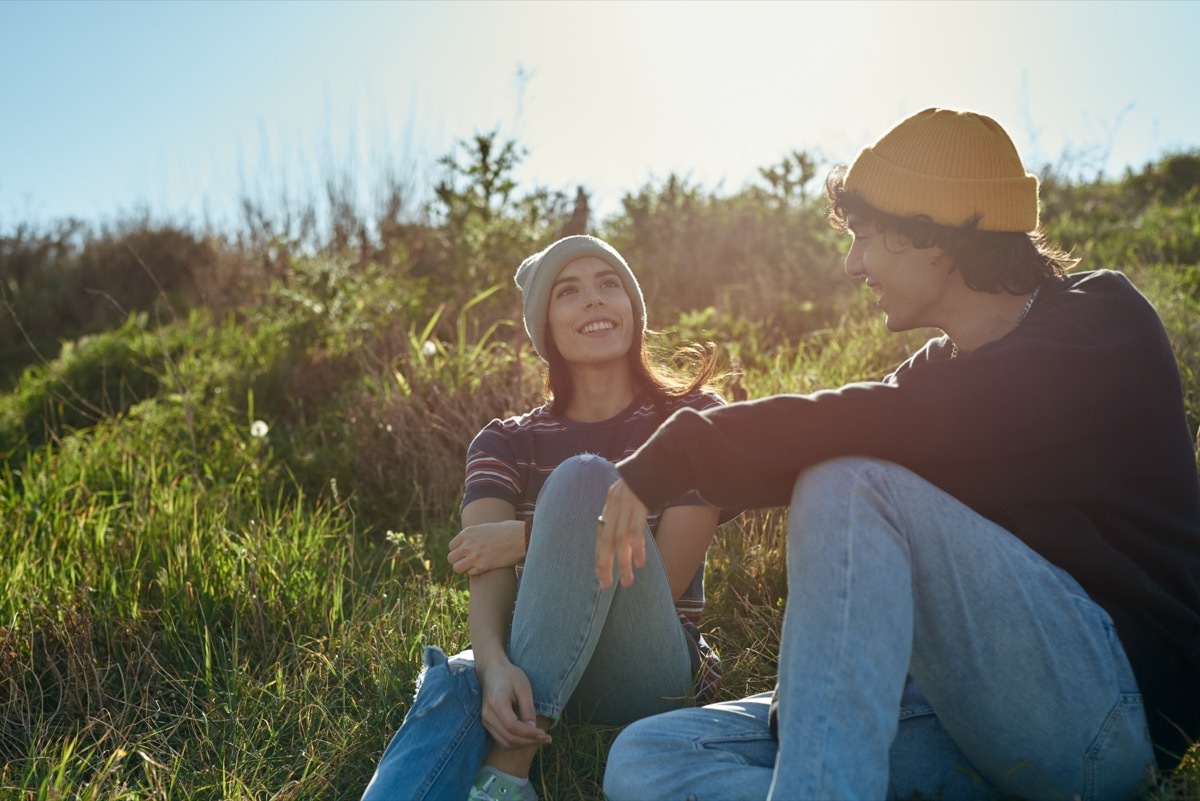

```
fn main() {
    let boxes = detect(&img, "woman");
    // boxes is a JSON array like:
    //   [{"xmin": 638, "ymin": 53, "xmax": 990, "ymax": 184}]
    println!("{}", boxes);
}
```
[{"xmin": 362, "ymin": 235, "xmax": 730, "ymax": 801}]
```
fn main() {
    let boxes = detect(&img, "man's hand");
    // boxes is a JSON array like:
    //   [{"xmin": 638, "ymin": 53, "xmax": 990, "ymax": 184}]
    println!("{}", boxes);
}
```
[
  {"xmin": 448, "ymin": 520, "xmax": 525, "ymax": 576},
  {"xmin": 595, "ymin": 478, "xmax": 650, "ymax": 589}
]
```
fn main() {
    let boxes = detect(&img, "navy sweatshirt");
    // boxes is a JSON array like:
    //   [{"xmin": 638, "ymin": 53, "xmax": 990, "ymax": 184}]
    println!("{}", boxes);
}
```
[{"xmin": 617, "ymin": 270, "xmax": 1200, "ymax": 769}]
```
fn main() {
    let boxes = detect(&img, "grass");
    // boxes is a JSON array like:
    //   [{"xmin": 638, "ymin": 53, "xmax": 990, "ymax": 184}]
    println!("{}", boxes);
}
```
[{"xmin": 0, "ymin": 258, "xmax": 1196, "ymax": 800}]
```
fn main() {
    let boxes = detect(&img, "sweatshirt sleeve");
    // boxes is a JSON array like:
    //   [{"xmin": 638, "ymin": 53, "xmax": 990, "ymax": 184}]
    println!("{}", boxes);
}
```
[
  {"xmin": 616, "ymin": 271, "xmax": 1179, "ymax": 513},
  {"xmin": 616, "ymin": 386, "xmax": 907, "ymax": 511}
]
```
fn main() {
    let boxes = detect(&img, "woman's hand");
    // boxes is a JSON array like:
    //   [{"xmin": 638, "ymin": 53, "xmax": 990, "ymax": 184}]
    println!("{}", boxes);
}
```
[
  {"xmin": 476, "ymin": 659, "xmax": 552, "ymax": 750},
  {"xmin": 595, "ymin": 478, "xmax": 650, "ymax": 590},
  {"xmin": 448, "ymin": 520, "xmax": 525, "ymax": 576}
]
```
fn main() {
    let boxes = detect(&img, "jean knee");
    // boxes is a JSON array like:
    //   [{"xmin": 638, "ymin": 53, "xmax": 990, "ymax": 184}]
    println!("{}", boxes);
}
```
[
  {"xmin": 537, "ymin": 454, "xmax": 620, "ymax": 531},
  {"xmin": 792, "ymin": 456, "xmax": 896, "ymax": 504},
  {"xmin": 421, "ymin": 644, "xmax": 448, "ymax": 669},
  {"xmin": 547, "ymin": 453, "xmax": 620, "ymax": 492},
  {"xmin": 369, "ymin": 647, "xmax": 486, "ymax": 801},
  {"xmin": 407, "ymin": 647, "xmax": 480, "ymax": 720},
  {"xmin": 604, "ymin": 718, "xmax": 668, "ymax": 799}
]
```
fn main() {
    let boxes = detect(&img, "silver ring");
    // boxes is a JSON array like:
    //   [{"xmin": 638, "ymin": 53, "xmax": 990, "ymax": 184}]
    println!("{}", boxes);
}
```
[{"xmin": 597, "ymin": 515, "xmax": 606, "ymax": 524}]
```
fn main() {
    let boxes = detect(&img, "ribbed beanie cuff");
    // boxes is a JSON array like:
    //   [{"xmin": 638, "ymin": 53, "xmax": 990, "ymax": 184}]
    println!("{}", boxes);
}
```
[
  {"xmin": 514, "ymin": 235, "xmax": 645, "ymax": 361},
  {"xmin": 844, "ymin": 108, "xmax": 1039, "ymax": 232}
]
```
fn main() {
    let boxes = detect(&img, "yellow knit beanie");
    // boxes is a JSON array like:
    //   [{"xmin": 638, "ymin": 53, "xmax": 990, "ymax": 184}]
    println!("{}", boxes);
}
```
[{"xmin": 844, "ymin": 108, "xmax": 1040, "ymax": 232}]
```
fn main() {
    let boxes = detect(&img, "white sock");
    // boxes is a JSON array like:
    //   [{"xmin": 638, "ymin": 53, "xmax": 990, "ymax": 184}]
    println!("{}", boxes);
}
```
[{"xmin": 479, "ymin": 766, "xmax": 530, "ymax": 787}]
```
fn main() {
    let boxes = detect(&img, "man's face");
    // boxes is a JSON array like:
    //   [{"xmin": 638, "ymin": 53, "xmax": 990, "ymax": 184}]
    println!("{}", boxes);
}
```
[{"xmin": 843, "ymin": 214, "xmax": 954, "ymax": 332}]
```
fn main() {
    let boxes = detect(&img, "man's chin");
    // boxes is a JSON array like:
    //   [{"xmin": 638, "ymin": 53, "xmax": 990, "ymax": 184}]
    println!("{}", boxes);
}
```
[{"xmin": 883, "ymin": 316, "xmax": 918, "ymax": 334}]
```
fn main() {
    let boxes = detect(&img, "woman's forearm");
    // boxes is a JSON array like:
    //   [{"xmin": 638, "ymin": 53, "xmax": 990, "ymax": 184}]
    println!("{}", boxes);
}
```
[
  {"xmin": 467, "ymin": 568, "xmax": 518, "ymax": 670},
  {"xmin": 460, "ymin": 497, "xmax": 521, "ymax": 671}
]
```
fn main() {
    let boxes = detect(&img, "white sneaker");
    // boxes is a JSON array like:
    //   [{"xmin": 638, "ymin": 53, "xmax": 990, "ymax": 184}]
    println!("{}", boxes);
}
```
[{"xmin": 467, "ymin": 767, "xmax": 538, "ymax": 801}]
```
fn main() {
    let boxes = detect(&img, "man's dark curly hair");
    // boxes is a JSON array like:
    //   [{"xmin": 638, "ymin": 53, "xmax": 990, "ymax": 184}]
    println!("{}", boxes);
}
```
[{"xmin": 825, "ymin": 166, "xmax": 1074, "ymax": 295}]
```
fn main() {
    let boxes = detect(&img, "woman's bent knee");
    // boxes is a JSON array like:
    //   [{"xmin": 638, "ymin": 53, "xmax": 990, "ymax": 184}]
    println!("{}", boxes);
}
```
[{"xmin": 547, "ymin": 453, "xmax": 620, "ymax": 490}]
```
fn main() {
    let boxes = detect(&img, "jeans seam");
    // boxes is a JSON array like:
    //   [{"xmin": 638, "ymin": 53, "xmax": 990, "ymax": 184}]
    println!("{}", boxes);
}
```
[
  {"xmin": 786, "ymin": 468, "xmax": 859, "ymax": 794},
  {"xmin": 1082, "ymin": 693, "xmax": 1147, "ymax": 801},
  {"xmin": 527, "ymin": 587, "xmax": 606, "ymax": 721}
]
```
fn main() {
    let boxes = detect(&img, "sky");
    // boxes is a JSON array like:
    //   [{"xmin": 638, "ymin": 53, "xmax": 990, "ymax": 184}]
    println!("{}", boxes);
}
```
[{"xmin": 3, "ymin": 0, "xmax": 1199, "ymax": 233}]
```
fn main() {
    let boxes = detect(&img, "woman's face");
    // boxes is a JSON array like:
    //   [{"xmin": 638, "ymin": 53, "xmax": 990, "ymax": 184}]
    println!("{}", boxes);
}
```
[{"xmin": 546, "ymin": 256, "xmax": 635, "ymax": 366}]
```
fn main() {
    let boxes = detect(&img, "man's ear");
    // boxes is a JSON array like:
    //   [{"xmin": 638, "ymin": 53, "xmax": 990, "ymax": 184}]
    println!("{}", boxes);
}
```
[{"xmin": 933, "ymin": 248, "xmax": 957, "ymax": 274}]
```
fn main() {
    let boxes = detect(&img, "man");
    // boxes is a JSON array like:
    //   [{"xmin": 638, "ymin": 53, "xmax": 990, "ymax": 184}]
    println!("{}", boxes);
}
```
[{"xmin": 595, "ymin": 108, "xmax": 1200, "ymax": 800}]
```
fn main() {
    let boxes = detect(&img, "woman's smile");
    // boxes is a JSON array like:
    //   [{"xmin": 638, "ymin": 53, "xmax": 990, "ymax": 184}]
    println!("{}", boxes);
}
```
[{"xmin": 579, "ymin": 318, "xmax": 617, "ymax": 335}]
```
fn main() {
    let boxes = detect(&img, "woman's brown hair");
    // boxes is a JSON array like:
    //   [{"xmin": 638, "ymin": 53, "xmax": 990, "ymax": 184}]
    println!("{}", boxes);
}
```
[{"xmin": 543, "ymin": 317, "xmax": 720, "ymax": 420}]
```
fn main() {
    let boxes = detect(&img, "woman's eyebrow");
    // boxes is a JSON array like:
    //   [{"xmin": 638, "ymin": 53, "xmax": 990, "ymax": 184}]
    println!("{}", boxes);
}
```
[{"xmin": 552, "ymin": 268, "xmax": 618, "ymax": 288}]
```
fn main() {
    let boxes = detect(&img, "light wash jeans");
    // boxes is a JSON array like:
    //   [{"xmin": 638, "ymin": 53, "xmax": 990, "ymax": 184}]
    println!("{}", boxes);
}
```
[
  {"xmin": 605, "ymin": 458, "xmax": 1156, "ymax": 801},
  {"xmin": 362, "ymin": 454, "xmax": 694, "ymax": 801}
]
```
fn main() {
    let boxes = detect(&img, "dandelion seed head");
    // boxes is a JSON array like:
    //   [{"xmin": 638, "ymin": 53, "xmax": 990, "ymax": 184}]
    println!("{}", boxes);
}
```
[
  {"xmin": 250, "ymin": 420, "xmax": 269, "ymax": 438},
  {"xmin": 422, "ymin": 340, "xmax": 437, "ymax": 357}
]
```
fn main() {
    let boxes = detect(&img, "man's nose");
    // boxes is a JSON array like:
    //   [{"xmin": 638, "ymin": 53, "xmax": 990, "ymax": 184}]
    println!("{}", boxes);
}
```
[{"xmin": 844, "ymin": 241, "xmax": 864, "ymax": 278}]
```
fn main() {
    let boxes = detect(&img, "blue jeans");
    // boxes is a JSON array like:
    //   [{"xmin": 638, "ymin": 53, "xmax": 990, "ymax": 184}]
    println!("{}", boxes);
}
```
[
  {"xmin": 605, "ymin": 458, "xmax": 1156, "ymax": 801},
  {"xmin": 362, "ymin": 454, "xmax": 694, "ymax": 800}
]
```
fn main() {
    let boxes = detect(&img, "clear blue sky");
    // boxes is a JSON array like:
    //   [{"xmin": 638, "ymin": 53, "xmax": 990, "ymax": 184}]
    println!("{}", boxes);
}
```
[{"xmin": 3, "ymin": 0, "xmax": 1199, "ymax": 232}]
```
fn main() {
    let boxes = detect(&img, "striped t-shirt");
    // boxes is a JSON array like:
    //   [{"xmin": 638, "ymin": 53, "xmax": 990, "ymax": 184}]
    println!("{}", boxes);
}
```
[{"xmin": 461, "ymin": 389, "xmax": 726, "ymax": 701}]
